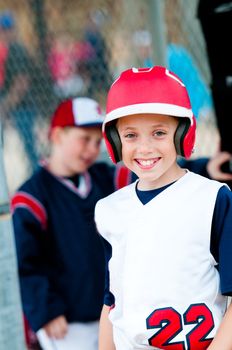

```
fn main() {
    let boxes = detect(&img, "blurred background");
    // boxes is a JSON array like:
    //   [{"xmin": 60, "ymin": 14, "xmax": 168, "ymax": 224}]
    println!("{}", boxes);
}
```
[
  {"xmin": 0, "ymin": 0, "xmax": 219, "ymax": 194},
  {"xmin": 0, "ymin": 1, "xmax": 226, "ymax": 349}
]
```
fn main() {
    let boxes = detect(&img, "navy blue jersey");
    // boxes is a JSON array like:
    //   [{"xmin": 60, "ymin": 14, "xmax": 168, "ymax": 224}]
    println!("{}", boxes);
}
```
[{"xmin": 11, "ymin": 162, "xmax": 132, "ymax": 332}]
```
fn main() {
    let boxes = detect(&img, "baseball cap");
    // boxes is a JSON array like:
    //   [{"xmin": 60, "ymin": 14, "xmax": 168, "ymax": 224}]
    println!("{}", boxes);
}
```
[
  {"xmin": 0, "ymin": 11, "xmax": 15, "ymax": 30},
  {"xmin": 50, "ymin": 97, "xmax": 104, "ymax": 133}
]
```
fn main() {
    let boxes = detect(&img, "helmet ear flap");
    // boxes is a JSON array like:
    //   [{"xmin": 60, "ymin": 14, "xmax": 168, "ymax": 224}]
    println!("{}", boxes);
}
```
[
  {"xmin": 174, "ymin": 119, "xmax": 191, "ymax": 157},
  {"xmin": 106, "ymin": 117, "xmax": 195, "ymax": 162},
  {"xmin": 105, "ymin": 123, "xmax": 122, "ymax": 163}
]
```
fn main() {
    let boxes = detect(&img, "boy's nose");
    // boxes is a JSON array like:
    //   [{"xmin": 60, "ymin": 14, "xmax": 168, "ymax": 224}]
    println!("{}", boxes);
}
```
[
  {"xmin": 138, "ymin": 137, "xmax": 153, "ymax": 153},
  {"xmin": 88, "ymin": 140, "xmax": 101, "ymax": 155}
]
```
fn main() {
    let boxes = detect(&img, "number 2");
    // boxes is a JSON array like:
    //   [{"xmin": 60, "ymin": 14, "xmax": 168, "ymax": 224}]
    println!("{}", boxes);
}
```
[{"xmin": 146, "ymin": 303, "xmax": 214, "ymax": 350}]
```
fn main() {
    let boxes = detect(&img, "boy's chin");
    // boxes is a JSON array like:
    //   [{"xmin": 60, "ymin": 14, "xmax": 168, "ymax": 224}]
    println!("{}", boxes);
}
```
[
  {"xmin": 74, "ymin": 166, "xmax": 88, "ymax": 174},
  {"xmin": 74, "ymin": 160, "xmax": 95, "ymax": 173}
]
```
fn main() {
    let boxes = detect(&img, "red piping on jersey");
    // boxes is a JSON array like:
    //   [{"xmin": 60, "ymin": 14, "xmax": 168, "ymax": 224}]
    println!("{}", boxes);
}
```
[
  {"xmin": 11, "ymin": 191, "xmax": 47, "ymax": 230},
  {"xmin": 109, "ymin": 304, "xmax": 115, "ymax": 312}
]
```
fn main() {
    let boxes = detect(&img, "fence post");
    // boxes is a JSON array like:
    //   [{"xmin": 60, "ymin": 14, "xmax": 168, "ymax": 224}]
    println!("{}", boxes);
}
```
[
  {"xmin": 0, "ymin": 122, "xmax": 26, "ymax": 349},
  {"xmin": 147, "ymin": 0, "xmax": 167, "ymax": 66}
]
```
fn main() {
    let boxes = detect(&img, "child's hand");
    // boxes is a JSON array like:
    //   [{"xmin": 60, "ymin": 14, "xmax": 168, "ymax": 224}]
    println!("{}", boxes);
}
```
[
  {"xmin": 207, "ymin": 151, "xmax": 232, "ymax": 181},
  {"xmin": 43, "ymin": 315, "xmax": 68, "ymax": 339}
]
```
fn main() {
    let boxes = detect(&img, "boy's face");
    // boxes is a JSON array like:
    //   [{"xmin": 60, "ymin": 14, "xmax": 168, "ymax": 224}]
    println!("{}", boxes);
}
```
[
  {"xmin": 52, "ymin": 126, "xmax": 102, "ymax": 175},
  {"xmin": 117, "ymin": 113, "xmax": 182, "ymax": 189}
]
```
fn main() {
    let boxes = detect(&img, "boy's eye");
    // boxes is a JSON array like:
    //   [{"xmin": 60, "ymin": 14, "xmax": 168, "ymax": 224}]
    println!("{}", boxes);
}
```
[
  {"xmin": 124, "ymin": 133, "xmax": 136, "ymax": 139},
  {"xmin": 79, "ymin": 135, "xmax": 91, "ymax": 144},
  {"xmin": 154, "ymin": 130, "xmax": 166, "ymax": 137},
  {"xmin": 81, "ymin": 136, "xmax": 90, "ymax": 141}
]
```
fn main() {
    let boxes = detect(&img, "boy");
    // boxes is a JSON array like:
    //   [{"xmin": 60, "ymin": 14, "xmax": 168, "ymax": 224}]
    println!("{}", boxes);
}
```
[
  {"xmin": 95, "ymin": 66, "xmax": 232, "ymax": 349},
  {"xmin": 11, "ymin": 97, "xmax": 132, "ymax": 350}
]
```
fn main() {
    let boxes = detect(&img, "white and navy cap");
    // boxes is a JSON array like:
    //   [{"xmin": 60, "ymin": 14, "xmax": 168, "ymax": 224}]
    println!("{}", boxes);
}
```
[{"xmin": 50, "ymin": 97, "xmax": 104, "ymax": 132}]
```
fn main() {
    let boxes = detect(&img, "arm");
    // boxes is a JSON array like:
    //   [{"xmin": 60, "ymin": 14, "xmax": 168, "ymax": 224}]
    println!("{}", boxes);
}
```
[
  {"xmin": 99, "ymin": 305, "xmax": 115, "ymax": 350},
  {"xmin": 11, "ymin": 192, "xmax": 67, "ymax": 332},
  {"xmin": 207, "ymin": 302, "xmax": 232, "ymax": 349},
  {"xmin": 206, "ymin": 151, "xmax": 232, "ymax": 181},
  {"xmin": 98, "ymin": 233, "xmax": 115, "ymax": 349},
  {"xmin": 95, "ymin": 203, "xmax": 116, "ymax": 349},
  {"xmin": 178, "ymin": 154, "xmax": 232, "ymax": 182},
  {"xmin": 208, "ymin": 187, "xmax": 232, "ymax": 349}
]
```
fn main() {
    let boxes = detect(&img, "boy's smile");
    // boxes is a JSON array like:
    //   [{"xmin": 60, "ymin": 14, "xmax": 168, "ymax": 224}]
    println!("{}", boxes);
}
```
[
  {"xmin": 135, "ymin": 157, "xmax": 161, "ymax": 169},
  {"xmin": 117, "ymin": 113, "xmax": 186, "ymax": 190}
]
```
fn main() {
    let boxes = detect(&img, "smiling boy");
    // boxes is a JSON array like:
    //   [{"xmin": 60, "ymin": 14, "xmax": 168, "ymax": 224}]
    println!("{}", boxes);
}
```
[
  {"xmin": 95, "ymin": 66, "xmax": 232, "ymax": 350},
  {"xmin": 117, "ymin": 113, "xmax": 183, "ymax": 190}
]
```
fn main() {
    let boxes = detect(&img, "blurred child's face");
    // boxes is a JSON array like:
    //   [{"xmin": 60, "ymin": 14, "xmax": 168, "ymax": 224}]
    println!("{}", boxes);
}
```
[
  {"xmin": 117, "ymin": 113, "xmax": 183, "ymax": 190},
  {"xmin": 52, "ymin": 126, "xmax": 102, "ymax": 175}
]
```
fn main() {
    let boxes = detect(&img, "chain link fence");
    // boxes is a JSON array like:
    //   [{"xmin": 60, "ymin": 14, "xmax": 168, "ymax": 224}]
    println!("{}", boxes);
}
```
[{"xmin": 0, "ymin": 0, "xmax": 219, "ymax": 194}]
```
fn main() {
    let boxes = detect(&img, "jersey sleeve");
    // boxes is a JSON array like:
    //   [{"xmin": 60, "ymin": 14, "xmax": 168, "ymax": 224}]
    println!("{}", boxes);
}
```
[
  {"xmin": 11, "ymin": 191, "xmax": 67, "ymax": 331},
  {"xmin": 95, "ymin": 199, "xmax": 115, "ymax": 306},
  {"xmin": 211, "ymin": 186, "xmax": 232, "ymax": 296},
  {"xmin": 102, "ymin": 238, "xmax": 115, "ymax": 306}
]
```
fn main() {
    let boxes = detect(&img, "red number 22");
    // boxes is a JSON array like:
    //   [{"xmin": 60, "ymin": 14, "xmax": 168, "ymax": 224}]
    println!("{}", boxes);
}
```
[{"xmin": 146, "ymin": 303, "xmax": 214, "ymax": 350}]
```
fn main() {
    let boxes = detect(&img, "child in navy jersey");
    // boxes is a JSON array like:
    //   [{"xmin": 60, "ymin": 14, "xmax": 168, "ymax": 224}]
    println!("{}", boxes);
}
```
[
  {"xmin": 95, "ymin": 66, "xmax": 232, "ymax": 350},
  {"xmin": 11, "ymin": 97, "xmax": 133, "ymax": 350}
]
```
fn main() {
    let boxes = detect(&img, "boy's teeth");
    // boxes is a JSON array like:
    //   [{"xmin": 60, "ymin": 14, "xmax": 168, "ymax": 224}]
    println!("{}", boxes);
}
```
[{"xmin": 139, "ymin": 159, "xmax": 154, "ymax": 166}]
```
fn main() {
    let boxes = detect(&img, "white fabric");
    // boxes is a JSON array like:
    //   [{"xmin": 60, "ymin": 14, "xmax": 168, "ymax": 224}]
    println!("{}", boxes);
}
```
[
  {"xmin": 103, "ymin": 102, "xmax": 193, "ymax": 130},
  {"xmin": 37, "ymin": 321, "xmax": 99, "ymax": 350},
  {"xmin": 95, "ymin": 172, "xmax": 227, "ymax": 350},
  {"xmin": 72, "ymin": 97, "xmax": 103, "ymax": 126}
]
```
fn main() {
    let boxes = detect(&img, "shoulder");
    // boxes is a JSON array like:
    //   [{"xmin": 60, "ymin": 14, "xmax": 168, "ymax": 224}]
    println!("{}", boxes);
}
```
[
  {"xmin": 215, "ymin": 185, "xmax": 232, "ymax": 206},
  {"xmin": 175, "ymin": 172, "xmax": 225, "ymax": 207},
  {"xmin": 96, "ymin": 181, "xmax": 136, "ymax": 211},
  {"xmin": 187, "ymin": 171, "xmax": 224, "ymax": 190},
  {"xmin": 11, "ymin": 167, "xmax": 48, "ymax": 212},
  {"xmin": 18, "ymin": 167, "xmax": 48, "ymax": 194},
  {"xmin": 213, "ymin": 185, "xmax": 232, "ymax": 224},
  {"xmin": 11, "ymin": 167, "xmax": 50, "ymax": 229},
  {"xmin": 211, "ymin": 185, "xmax": 232, "ymax": 269},
  {"xmin": 95, "ymin": 181, "xmax": 137, "ymax": 240}
]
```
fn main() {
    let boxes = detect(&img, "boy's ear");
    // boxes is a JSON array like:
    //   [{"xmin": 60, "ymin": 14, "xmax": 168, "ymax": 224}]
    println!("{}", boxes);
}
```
[{"xmin": 49, "ymin": 126, "xmax": 65, "ymax": 144}]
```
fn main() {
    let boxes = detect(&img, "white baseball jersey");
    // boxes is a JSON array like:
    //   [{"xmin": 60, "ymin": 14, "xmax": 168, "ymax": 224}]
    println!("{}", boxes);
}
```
[{"xmin": 95, "ymin": 172, "xmax": 228, "ymax": 350}]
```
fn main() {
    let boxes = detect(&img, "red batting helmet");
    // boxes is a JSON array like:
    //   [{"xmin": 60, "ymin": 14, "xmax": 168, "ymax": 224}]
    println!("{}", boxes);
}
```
[{"xmin": 103, "ymin": 66, "xmax": 196, "ymax": 163}]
